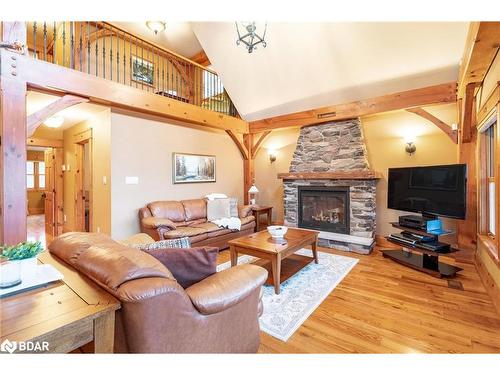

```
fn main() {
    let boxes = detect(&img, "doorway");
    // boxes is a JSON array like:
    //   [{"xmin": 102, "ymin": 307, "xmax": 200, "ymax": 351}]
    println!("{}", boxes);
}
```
[
  {"xmin": 26, "ymin": 145, "xmax": 64, "ymax": 243},
  {"xmin": 75, "ymin": 130, "xmax": 93, "ymax": 232}
]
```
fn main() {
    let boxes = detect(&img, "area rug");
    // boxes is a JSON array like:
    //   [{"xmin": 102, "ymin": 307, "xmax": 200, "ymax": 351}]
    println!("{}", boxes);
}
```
[{"xmin": 217, "ymin": 249, "xmax": 358, "ymax": 341}]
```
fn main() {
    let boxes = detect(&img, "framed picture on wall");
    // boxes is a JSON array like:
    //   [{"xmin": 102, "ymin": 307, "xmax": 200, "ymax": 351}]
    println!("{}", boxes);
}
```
[
  {"xmin": 173, "ymin": 153, "xmax": 216, "ymax": 184},
  {"xmin": 131, "ymin": 55, "xmax": 154, "ymax": 86}
]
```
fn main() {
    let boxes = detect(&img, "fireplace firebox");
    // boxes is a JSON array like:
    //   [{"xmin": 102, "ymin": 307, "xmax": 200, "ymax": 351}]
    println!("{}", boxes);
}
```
[{"xmin": 298, "ymin": 186, "xmax": 350, "ymax": 234}]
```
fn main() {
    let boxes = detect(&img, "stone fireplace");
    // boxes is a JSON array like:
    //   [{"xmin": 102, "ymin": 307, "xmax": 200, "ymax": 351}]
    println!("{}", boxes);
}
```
[{"xmin": 278, "ymin": 119, "xmax": 381, "ymax": 254}]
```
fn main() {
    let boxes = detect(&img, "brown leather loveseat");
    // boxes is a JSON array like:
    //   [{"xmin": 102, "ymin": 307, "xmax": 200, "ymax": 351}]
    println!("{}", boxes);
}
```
[
  {"xmin": 139, "ymin": 199, "xmax": 255, "ymax": 249},
  {"xmin": 49, "ymin": 232, "xmax": 268, "ymax": 353}
]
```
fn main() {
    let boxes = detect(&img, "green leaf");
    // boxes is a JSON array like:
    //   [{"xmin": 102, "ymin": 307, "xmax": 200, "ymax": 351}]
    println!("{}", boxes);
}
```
[{"xmin": 1, "ymin": 241, "xmax": 44, "ymax": 260}]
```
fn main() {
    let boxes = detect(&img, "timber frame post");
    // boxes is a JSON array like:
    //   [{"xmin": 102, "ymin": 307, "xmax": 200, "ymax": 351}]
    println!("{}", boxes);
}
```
[
  {"xmin": 456, "ymin": 21, "xmax": 500, "ymax": 252},
  {"xmin": 226, "ymin": 130, "xmax": 272, "ymax": 204},
  {"xmin": 0, "ymin": 22, "xmax": 28, "ymax": 245}
]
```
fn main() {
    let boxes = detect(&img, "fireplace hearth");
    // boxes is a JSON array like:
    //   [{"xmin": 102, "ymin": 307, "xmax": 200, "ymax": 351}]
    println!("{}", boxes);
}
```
[{"xmin": 298, "ymin": 186, "xmax": 350, "ymax": 234}]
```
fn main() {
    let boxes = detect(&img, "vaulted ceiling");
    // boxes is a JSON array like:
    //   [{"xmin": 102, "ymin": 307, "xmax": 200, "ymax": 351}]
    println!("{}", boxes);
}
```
[{"xmin": 191, "ymin": 22, "xmax": 469, "ymax": 121}]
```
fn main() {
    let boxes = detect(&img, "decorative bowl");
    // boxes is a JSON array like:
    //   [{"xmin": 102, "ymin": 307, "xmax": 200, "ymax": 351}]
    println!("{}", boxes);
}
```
[{"xmin": 267, "ymin": 225, "xmax": 288, "ymax": 239}]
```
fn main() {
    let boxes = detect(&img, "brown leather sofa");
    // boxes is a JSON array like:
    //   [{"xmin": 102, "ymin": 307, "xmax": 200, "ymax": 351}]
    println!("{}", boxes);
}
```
[
  {"xmin": 139, "ymin": 199, "xmax": 255, "ymax": 249},
  {"xmin": 49, "ymin": 232, "xmax": 268, "ymax": 353}
]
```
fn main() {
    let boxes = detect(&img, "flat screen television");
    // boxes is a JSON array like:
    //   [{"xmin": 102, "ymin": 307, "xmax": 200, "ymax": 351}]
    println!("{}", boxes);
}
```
[{"xmin": 387, "ymin": 164, "xmax": 467, "ymax": 219}]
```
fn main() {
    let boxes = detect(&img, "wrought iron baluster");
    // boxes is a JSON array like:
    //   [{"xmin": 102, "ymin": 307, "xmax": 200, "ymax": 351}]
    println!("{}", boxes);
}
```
[
  {"xmin": 95, "ymin": 22, "xmax": 98, "ymax": 76},
  {"xmin": 33, "ymin": 22, "xmax": 37, "ymax": 59},
  {"xmin": 87, "ymin": 22, "xmax": 90, "ymax": 74},
  {"xmin": 53, "ymin": 22, "xmax": 56, "ymax": 64},
  {"xmin": 62, "ymin": 21, "xmax": 66, "ymax": 66},
  {"xmin": 116, "ymin": 31, "xmax": 120, "ymax": 83},
  {"xmin": 79, "ymin": 23, "xmax": 83, "ymax": 71},
  {"xmin": 70, "ymin": 21, "xmax": 74, "ymax": 69},
  {"xmin": 141, "ymin": 40, "xmax": 144, "ymax": 90},
  {"xmin": 102, "ymin": 23, "xmax": 106, "ymax": 79},
  {"xmin": 43, "ymin": 22, "xmax": 47, "ymax": 61},
  {"xmin": 123, "ymin": 32, "xmax": 127, "ymax": 85},
  {"xmin": 109, "ymin": 25, "xmax": 113, "ymax": 81}
]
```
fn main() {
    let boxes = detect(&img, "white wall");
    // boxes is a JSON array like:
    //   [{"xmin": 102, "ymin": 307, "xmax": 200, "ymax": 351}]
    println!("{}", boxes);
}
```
[{"xmin": 110, "ymin": 112, "xmax": 244, "ymax": 239}]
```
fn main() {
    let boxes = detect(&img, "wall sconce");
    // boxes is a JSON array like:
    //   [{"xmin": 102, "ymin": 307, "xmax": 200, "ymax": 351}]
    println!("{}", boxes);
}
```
[
  {"xmin": 404, "ymin": 135, "xmax": 416, "ymax": 156},
  {"xmin": 268, "ymin": 149, "xmax": 277, "ymax": 163}
]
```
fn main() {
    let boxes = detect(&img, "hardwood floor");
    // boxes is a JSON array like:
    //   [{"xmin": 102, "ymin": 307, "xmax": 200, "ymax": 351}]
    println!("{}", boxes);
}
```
[
  {"xmin": 218, "ymin": 246, "xmax": 500, "ymax": 353},
  {"xmin": 30, "ymin": 214, "xmax": 500, "ymax": 353}
]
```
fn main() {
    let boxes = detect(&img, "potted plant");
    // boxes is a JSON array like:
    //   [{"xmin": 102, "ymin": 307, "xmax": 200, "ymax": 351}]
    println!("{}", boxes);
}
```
[{"xmin": 0, "ymin": 241, "xmax": 43, "ymax": 288}]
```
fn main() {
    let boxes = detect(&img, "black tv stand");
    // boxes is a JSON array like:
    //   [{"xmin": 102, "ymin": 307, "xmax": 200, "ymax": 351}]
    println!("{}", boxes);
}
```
[{"xmin": 381, "ymin": 222, "xmax": 463, "ymax": 278}]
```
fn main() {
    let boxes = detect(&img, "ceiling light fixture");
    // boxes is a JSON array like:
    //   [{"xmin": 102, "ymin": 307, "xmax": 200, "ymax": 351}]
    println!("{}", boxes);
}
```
[
  {"xmin": 43, "ymin": 115, "xmax": 64, "ymax": 128},
  {"xmin": 235, "ymin": 22, "xmax": 267, "ymax": 53},
  {"xmin": 146, "ymin": 21, "xmax": 166, "ymax": 35}
]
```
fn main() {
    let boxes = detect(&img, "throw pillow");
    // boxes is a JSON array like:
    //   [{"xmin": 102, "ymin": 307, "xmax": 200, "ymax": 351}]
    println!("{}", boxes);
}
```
[
  {"xmin": 143, "ymin": 246, "xmax": 219, "ymax": 288},
  {"xmin": 207, "ymin": 198, "xmax": 231, "ymax": 220},
  {"xmin": 229, "ymin": 197, "xmax": 238, "ymax": 217},
  {"xmin": 132, "ymin": 237, "xmax": 191, "ymax": 251}
]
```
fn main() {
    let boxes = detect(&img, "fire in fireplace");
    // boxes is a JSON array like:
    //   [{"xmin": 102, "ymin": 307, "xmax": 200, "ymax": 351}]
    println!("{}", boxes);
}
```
[{"xmin": 298, "ymin": 186, "xmax": 350, "ymax": 234}]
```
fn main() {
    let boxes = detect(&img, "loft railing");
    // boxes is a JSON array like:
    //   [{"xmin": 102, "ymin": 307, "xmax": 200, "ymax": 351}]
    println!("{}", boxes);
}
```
[{"xmin": 26, "ymin": 21, "xmax": 238, "ymax": 117}]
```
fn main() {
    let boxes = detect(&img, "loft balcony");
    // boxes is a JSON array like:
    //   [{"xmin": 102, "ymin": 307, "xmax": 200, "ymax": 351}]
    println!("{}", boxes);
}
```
[{"xmin": 24, "ymin": 21, "xmax": 239, "ymax": 118}]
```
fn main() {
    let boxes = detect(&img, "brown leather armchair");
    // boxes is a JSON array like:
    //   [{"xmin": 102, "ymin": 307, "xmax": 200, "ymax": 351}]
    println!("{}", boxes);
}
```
[{"xmin": 49, "ymin": 232, "xmax": 268, "ymax": 353}]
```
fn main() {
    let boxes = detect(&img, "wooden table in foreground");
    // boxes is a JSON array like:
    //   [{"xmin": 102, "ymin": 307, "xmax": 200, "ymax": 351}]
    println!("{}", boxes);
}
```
[
  {"xmin": 0, "ymin": 251, "xmax": 120, "ymax": 353},
  {"xmin": 228, "ymin": 228, "xmax": 319, "ymax": 294}
]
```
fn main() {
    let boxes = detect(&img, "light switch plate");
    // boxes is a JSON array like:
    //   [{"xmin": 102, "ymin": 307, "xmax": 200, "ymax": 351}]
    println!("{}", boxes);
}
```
[{"xmin": 125, "ymin": 176, "xmax": 139, "ymax": 185}]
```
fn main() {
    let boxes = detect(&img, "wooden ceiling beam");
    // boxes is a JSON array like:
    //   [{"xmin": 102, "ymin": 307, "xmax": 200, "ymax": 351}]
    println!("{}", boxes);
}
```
[
  {"xmin": 27, "ymin": 94, "xmax": 89, "ymax": 136},
  {"xmin": 27, "ymin": 137, "xmax": 63, "ymax": 148},
  {"xmin": 406, "ymin": 107, "xmax": 458, "ymax": 144},
  {"xmin": 458, "ymin": 22, "xmax": 500, "ymax": 98},
  {"xmin": 1, "ymin": 49, "xmax": 248, "ymax": 133},
  {"xmin": 189, "ymin": 50, "xmax": 211, "ymax": 67},
  {"xmin": 249, "ymin": 82, "xmax": 457, "ymax": 133}
]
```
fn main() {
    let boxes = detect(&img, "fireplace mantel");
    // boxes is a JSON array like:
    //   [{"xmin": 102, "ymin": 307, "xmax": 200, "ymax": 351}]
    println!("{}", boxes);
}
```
[{"xmin": 278, "ymin": 170, "xmax": 382, "ymax": 180}]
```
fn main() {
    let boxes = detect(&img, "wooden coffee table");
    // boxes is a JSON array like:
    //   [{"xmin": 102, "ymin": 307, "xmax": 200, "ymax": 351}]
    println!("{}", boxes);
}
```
[{"xmin": 228, "ymin": 228, "xmax": 319, "ymax": 294}]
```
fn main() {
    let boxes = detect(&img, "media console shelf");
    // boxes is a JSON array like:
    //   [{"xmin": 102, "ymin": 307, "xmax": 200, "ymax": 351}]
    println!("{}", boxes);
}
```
[{"xmin": 381, "ymin": 222, "xmax": 463, "ymax": 278}]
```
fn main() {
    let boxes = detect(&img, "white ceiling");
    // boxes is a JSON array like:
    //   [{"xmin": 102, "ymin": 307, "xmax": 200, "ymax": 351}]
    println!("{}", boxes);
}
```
[
  {"xmin": 27, "ymin": 91, "xmax": 108, "ymax": 131},
  {"xmin": 111, "ymin": 22, "xmax": 203, "ymax": 58},
  {"xmin": 192, "ymin": 22, "xmax": 469, "ymax": 121}
]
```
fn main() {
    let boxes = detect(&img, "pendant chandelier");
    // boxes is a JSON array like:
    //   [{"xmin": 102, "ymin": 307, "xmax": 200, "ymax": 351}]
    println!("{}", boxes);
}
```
[{"xmin": 235, "ymin": 22, "xmax": 267, "ymax": 53}]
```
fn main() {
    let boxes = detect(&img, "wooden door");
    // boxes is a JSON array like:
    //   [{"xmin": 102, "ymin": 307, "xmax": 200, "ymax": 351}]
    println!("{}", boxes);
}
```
[
  {"xmin": 75, "ymin": 130, "xmax": 92, "ymax": 232},
  {"xmin": 44, "ymin": 149, "xmax": 55, "ymax": 237},
  {"xmin": 53, "ymin": 148, "xmax": 64, "ymax": 236}
]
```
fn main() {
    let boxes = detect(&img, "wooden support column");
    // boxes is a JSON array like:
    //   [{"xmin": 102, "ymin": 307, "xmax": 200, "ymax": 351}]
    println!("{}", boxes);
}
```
[
  {"xmin": 243, "ymin": 134, "xmax": 254, "ymax": 205},
  {"xmin": 226, "ymin": 130, "xmax": 273, "ymax": 205},
  {"xmin": 456, "ymin": 83, "xmax": 479, "ymax": 252},
  {"xmin": 0, "ymin": 22, "xmax": 27, "ymax": 245}
]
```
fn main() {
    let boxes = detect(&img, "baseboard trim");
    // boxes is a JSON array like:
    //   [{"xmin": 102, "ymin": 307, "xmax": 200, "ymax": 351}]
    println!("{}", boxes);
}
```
[{"xmin": 475, "ymin": 252, "xmax": 500, "ymax": 314}]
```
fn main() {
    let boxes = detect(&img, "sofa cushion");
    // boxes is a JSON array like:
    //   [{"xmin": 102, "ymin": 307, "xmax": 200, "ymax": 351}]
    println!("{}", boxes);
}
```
[
  {"xmin": 182, "ymin": 199, "xmax": 207, "ymax": 221},
  {"xmin": 191, "ymin": 222, "xmax": 221, "ymax": 234},
  {"xmin": 49, "ymin": 232, "xmax": 175, "ymax": 290},
  {"xmin": 148, "ymin": 201, "xmax": 185, "ymax": 222},
  {"xmin": 207, "ymin": 228, "xmax": 233, "ymax": 238},
  {"xmin": 143, "ymin": 247, "xmax": 218, "ymax": 288},
  {"xmin": 164, "ymin": 226, "xmax": 208, "ymax": 239}
]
